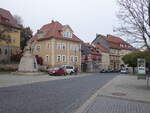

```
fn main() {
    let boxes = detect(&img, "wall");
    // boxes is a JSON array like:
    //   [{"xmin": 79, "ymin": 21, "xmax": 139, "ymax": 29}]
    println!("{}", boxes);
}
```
[{"xmin": 33, "ymin": 38, "xmax": 81, "ymax": 70}]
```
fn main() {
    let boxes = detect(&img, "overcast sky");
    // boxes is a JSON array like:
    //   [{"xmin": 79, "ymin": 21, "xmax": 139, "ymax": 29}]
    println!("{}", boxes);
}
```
[{"xmin": 1, "ymin": 0, "xmax": 119, "ymax": 42}]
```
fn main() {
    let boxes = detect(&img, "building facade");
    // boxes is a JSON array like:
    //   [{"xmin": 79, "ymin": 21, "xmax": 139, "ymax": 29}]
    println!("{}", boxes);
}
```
[
  {"xmin": 92, "ymin": 43, "xmax": 110, "ymax": 70},
  {"xmin": 81, "ymin": 43, "xmax": 101, "ymax": 72},
  {"xmin": 92, "ymin": 34, "xmax": 135, "ymax": 70},
  {"xmin": 0, "ymin": 8, "xmax": 21, "ymax": 63},
  {"xmin": 32, "ymin": 21, "xmax": 82, "ymax": 70}
]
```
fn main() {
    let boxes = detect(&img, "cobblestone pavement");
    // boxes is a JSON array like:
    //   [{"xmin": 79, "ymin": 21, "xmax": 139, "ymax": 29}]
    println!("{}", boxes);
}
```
[{"xmin": 87, "ymin": 96, "xmax": 150, "ymax": 113}]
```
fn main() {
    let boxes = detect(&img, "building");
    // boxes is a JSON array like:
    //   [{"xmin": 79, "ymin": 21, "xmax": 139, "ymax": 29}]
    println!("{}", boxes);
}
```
[
  {"xmin": 32, "ymin": 20, "xmax": 82, "ymax": 70},
  {"xmin": 0, "ymin": 8, "xmax": 21, "ymax": 63},
  {"xmin": 92, "ymin": 34, "xmax": 135, "ymax": 70},
  {"xmin": 81, "ymin": 43, "xmax": 101, "ymax": 72},
  {"xmin": 92, "ymin": 43, "xmax": 110, "ymax": 70}
]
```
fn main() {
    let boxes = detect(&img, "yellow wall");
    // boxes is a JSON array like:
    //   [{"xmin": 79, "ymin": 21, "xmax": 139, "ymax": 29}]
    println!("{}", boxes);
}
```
[
  {"xmin": 33, "ymin": 38, "xmax": 81, "ymax": 69},
  {"xmin": 0, "ymin": 25, "xmax": 20, "ymax": 48}
]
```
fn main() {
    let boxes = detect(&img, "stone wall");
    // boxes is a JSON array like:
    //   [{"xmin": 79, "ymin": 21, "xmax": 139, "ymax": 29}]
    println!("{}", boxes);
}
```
[{"xmin": 0, "ymin": 64, "xmax": 18, "ymax": 71}]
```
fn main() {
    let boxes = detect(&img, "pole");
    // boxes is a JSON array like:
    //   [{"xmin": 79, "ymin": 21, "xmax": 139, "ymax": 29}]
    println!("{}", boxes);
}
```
[
  {"xmin": 149, "ymin": 0, "xmax": 150, "ymax": 26},
  {"xmin": 147, "ymin": 75, "xmax": 149, "ymax": 88}
]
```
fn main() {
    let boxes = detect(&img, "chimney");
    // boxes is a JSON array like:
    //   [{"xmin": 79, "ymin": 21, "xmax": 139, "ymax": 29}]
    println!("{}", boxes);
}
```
[
  {"xmin": 37, "ymin": 29, "xmax": 40, "ymax": 33},
  {"xmin": 96, "ymin": 33, "xmax": 99, "ymax": 37},
  {"xmin": 51, "ymin": 20, "xmax": 54, "ymax": 23}
]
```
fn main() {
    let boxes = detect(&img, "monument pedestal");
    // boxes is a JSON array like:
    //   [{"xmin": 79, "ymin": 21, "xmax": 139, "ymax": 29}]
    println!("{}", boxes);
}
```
[{"xmin": 18, "ymin": 50, "xmax": 38, "ymax": 72}]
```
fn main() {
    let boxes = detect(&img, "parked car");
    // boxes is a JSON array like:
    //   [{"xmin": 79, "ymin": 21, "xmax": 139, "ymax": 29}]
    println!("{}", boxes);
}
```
[
  {"xmin": 100, "ymin": 69, "xmax": 114, "ymax": 73},
  {"xmin": 100, "ymin": 69, "xmax": 108, "ymax": 73},
  {"xmin": 120, "ymin": 69, "xmax": 129, "ymax": 74},
  {"xmin": 61, "ymin": 65, "xmax": 75, "ymax": 75},
  {"xmin": 48, "ymin": 67, "xmax": 66, "ymax": 76},
  {"xmin": 113, "ymin": 70, "xmax": 120, "ymax": 73}
]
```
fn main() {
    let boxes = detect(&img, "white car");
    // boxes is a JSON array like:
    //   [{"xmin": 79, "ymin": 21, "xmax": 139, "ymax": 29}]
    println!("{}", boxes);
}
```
[
  {"xmin": 120, "ymin": 69, "xmax": 129, "ymax": 74},
  {"xmin": 61, "ymin": 65, "xmax": 75, "ymax": 75}
]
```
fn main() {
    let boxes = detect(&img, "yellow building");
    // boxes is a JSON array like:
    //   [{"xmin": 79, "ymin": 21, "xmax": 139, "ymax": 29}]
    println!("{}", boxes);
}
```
[
  {"xmin": 0, "ymin": 8, "xmax": 21, "ymax": 62},
  {"xmin": 32, "ymin": 21, "xmax": 82, "ymax": 70}
]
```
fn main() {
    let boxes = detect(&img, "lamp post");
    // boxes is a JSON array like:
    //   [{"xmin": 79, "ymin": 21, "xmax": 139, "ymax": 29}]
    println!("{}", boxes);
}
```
[{"xmin": 149, "ymin": 0, "xmax": 150, "ymax": 26}]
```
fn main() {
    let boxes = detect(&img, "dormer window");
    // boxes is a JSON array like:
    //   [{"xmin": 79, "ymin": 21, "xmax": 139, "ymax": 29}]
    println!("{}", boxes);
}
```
[
  {"xmin": 63, "ymin": 31, "xmax": 72, "ymax": 38},
  {"xmin": 37, "ymin": 31, "xmax": 45, "ymax": 39},
  {"xmin": 62, "ymin": 25, "xmax": 73, "ymax": 38}
]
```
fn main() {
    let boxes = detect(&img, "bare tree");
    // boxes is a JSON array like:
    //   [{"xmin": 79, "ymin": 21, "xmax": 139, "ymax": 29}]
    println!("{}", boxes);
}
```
[{"xmin": 115, "ymin": 0, "xmax": 150, "ymax": 51}]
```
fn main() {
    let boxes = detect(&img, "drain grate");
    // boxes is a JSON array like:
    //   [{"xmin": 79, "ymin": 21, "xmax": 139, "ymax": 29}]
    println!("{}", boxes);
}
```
[{"xmin": 112, "ymin": 92, "xmax": 126, "ymax": 96}]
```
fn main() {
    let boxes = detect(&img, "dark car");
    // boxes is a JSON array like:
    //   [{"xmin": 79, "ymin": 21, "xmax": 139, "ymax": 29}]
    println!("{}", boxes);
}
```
[
  {"xmin": 48, "ymin": 67, "xmax": 66, "ymax": 76},
  {"xmin": 100, "ymin": 69, "xmax": 108, "ymax": 73}
]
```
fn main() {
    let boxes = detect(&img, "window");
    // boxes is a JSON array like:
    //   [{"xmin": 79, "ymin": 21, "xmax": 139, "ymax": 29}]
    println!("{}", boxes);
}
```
[
  {"xmin": 57, "ymin": 43, "xmax": 61, "ymax": 50},
  {"xmin": 0, "ymin": 48, "xmax": 2, "ymax": 55},
  {"xmin": 4, "ymin": 48, "xmax": 8, "ymax": 55},
  {"xmin": 57, "ymin": 55, "xmax": 61, "ymax": 62},
  {"xmin": 62, "ymin": 55, "xmax": 66, "ymax": 62},
  {"xmin": 62, "ymin": 43, "xmax": 66, "ymax": 50},
  {"xmin": 11, "ymin": 38, "xmax": 15, "ymax": 43},
  {"xmin": 36, "ymin": 45, "xmax": 41, "ymax": 51},
  {"xmin": 63, "ymin": 31, "xmax": 72, "ymax": 38},
  {"xmin": 70, "ymin": 56, "xmax": 74, "ymax": 62},
  {"xmin": 74, "ymin": 56, "xmax": 78, "ymax": 62},
  {"xmin": 45, "ymin": 55, "xmax": 49, "ymax": 62}
]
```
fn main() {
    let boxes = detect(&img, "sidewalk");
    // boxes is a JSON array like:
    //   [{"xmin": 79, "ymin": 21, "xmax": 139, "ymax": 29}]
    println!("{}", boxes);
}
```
[
  {"xmin": 0, "ymin": 72, "xmax": 92, "ymax": 88},
  {"xmin": 76, "ymin": 75, "xmax": 150, "ymax": 113}
]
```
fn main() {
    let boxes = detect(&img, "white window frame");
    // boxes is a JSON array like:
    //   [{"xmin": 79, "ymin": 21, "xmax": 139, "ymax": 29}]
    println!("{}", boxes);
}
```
[
  {"xmin": 61, "ymin": 43, "xmax": 66, "ymax": 50},
  {"xmin": 74, "ymin": 56, "xmax": 78, "ymax": 62},
  {"xmin": 36, "ymin": 44, "xmax": 41, "ymax": 52},
  {"xmin": 57, "ymin": 55, "xmax": 61, "ymax": 62},
  {"xmin": 57, "ymin": 43, "xmax": 61, "ymax": 50},
  {"xmin": 45, "ymin": 55, "xmax": 49, "ymax": 62},
  {"xmin": 70, "ymin": 55, "xmax": 74, "ymax": 62},
  {"xmin": 62, "ymin": 55, "xmax": 66, "ymax": 62},
  {"xmin": 63, "ymin": 31, "xmax": 72, "ymax": 38}
]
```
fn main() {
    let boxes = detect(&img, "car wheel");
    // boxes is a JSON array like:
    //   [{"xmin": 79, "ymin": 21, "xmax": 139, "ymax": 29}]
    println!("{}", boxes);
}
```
[{"xmin": 70, "ymin": 72, "xmax": 74, "ymax": 75}]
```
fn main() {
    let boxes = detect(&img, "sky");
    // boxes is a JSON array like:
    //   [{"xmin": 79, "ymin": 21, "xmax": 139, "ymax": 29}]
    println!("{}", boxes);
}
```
[{"xmin": 1, "ymin": 0, "xmax": 119, "ymax": 43}]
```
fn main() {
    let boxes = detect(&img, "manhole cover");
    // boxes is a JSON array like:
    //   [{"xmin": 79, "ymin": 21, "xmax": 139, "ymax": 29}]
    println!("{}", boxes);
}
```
[{"xmin": 112, "ymin": 92, "xmax": 126, "ymax": 96}]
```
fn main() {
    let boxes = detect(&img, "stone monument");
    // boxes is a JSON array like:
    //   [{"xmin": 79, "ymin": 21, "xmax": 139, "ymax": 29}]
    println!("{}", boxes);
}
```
[{"xmin": 18, "ymin": 41, "xmax": 38, "ymax": 72}]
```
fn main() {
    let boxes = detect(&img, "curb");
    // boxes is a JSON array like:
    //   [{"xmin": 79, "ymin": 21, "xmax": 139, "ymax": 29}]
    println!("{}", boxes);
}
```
[{"xmin": 75, "ymin": 76, "xmax": 118, "ymax": 113}]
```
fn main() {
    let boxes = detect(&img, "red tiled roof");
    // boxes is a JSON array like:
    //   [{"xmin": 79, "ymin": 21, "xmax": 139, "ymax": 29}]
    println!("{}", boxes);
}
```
[
  {"xmin": 105, "ymin": 35, "xmax": 134, "ymax": 50},
  {"xmin": 0, "ymin": 8, "xmax": 20, "ymax": 28},
  {"xmin": 108, "ymin": 42, "xmax": 120, "ymax": 49},
  {"xmin": 32, "ymin": 21, "xmax": 82, "ymax": 42},
  {"xmin": 93, "ymin": 43, "xmax": 109, "ymax": 53},
  {"xmin": 105, "ymin": 35, "xmax": 126, "ymax": 43},
  {"xmin": 83, "ymin": 42, "xmax": 101, "ymax": 55}
]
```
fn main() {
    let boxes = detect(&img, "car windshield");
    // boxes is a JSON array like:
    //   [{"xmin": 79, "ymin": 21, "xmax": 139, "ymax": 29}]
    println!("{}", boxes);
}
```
[
  {"xmin": 51, "ymin": 67, "xmax": 59, "ymax": 70},
  {"xmin": 66, "ymin": 66, "xmax": 73, "ymax": 69}
]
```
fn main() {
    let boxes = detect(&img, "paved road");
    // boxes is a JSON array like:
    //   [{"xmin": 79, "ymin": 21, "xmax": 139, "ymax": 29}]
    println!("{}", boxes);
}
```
[{"xmin": 0, "ymin": 73, "xmax": 118, "ymax": 113}]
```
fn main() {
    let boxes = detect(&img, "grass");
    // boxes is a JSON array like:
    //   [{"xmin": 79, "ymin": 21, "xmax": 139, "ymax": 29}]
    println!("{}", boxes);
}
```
[{"xmin": 128, "ymin": 73, "xmax": 146, "ymax": 76}]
